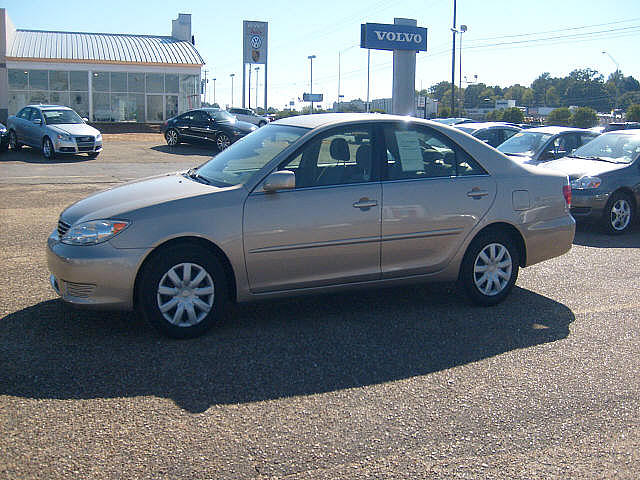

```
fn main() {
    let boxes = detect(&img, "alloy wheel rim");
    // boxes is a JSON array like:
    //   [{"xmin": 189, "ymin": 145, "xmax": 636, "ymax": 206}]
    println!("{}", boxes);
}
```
[
  {"xmin": 610, "ymin": 199, "xmax": 631, "ymax": 231},
  {"xmin": 156, "ymin": 262, "xmax": 215, "ymax": 327},
  {"xmin": 43, "ymin": 140, "xmax": 51, "ymax": 158},
  {"xmin": 167, "ymin": 130, "xmax": 178, "ymax": 146},
  {"xmin": 217, "ymin": 135, "xmax": 230, "ymax": 150},
  {"xmin": 473, "ymin": 243, "xmax": 512, "ymax": 296},
  {"xmin": 9, "ymin": 131, "xmax": 16, "ymax": 149}
]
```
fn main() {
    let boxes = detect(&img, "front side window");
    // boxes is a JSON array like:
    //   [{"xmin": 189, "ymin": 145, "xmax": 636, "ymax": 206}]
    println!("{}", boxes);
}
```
[
  {"xmin": 383, "ymin": 124, "xmax": 484, "ymax": 179},
  {"xmin": 279, "ymin": 125, "xmax": 375, "ymax": 188},
  {"xmin": 195, "ymin": 124, "xmax": 308, "ymax": 187}
]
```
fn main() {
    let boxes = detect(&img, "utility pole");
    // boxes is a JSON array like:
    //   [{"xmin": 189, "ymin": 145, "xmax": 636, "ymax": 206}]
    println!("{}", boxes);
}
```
[
  {"xmin": 451, "ymin": 0, "xmax": 457, "ymax": 116},
  {"xmin": 255, "ymin": 66, "xmax": 260, "ymax": 109},
  {"xmin": 212, "ymin": 78, "xmax": 216, "ymax": 105}
]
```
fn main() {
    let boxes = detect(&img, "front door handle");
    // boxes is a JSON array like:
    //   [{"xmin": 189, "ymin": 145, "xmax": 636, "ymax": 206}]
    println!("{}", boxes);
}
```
[
  {"xmin": 353, "ymin": 198, "xmax": 378, "ymax": 209},
  {"xmin": 467, "ymin": 188, "xmax": 489, "ymax": 199}
]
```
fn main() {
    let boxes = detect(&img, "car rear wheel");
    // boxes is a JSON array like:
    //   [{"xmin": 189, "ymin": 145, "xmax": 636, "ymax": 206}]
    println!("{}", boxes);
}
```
[
  {"xmin": 42, "ymin": 137, "xmax": 55, "ymax": 160},
  {"xmin": 603, "ymin": 192, "xmax": 634, "ymax": 235},
  {"xmin": 138, "ymin": 244, "xmax": 228, "ymax": 339},
  {"xmin": 216, "ymin": 133, "xmax": 231, "ymax": 151},
  {"xmin": 8, "ymin": 130, "xmax": 21, "ymax": 150},
  {"xmin": 459, "ymin": 231, "xmax": 519, "ymax": 306},
  {"xmin": 165, "ymin": 128, "xmax": 179, "ymax": 146}
]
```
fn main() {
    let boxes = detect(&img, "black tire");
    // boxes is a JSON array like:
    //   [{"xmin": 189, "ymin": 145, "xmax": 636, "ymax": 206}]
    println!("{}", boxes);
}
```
[
  {"xmin": 87, "ymin": 152, "xmax": 100, "ymax": 158},
  {"xmin": 216, "ymin": 133, "xmax": 231, "ymax": 151},
  {"xmin": 42, "ymin": 137, "xmax": 55, "ymax": 160},
  {"xmin": 165, "ymin": 128, "xmax": 180, "ymax": 146},
  {"xmin": 8, "ymin": 130, "xmax": 21, "ymax": 150},
  {"xmin": 602, "ymin": 191, "xmax": 634, "ymax": 235},
  {"xmin": 137, "ymin": 244, "xmax": 228, "ymax": 339},
  {"xmin": 459, "ymin": 231, "xmax": 520, "ymax": 306}
]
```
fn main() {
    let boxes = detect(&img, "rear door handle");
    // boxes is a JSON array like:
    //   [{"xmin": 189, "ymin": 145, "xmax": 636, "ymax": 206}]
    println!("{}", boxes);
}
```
[
  {"xmin": 353, "ymin": 198, "xmax": 378, "ymax": 209},
  {"xmin": 467, "ymin": 189, "xmax": 489, "ymax": 198}
]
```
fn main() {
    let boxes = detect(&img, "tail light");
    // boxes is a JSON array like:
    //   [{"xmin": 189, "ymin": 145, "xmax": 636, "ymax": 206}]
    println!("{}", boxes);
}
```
[{"xmin": 562, "ymin": 184, "xmax": 572, "ymax": 207}]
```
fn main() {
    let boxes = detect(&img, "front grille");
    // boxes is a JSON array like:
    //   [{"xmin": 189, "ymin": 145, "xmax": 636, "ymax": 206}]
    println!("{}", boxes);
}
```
[
  {"xmin": 75, "ymin": 136, "xmax": 95, "ymax": 152},
  {"xmin": 61, "ymin": 279, "xmax": 95, "ymax": 298},
  {"xmin": 57, "ymin": 220, "xmax": 71, "ymax": 237}
]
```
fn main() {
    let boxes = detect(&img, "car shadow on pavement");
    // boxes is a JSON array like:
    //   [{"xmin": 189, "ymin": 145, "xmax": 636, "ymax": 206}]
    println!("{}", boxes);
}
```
[
  {"xmin": 0, "ymin": 284, "xmax": 574, "ymax": 413},
  {"xmin": 1, "ymin": 147, "xmax": 96, "ymax": 164},
  {"xmin": 151, "ymin": 144, "xmax": 218, "ymax": 157},
  {"xmin": 573, "ymin": 222, "xmax": 640, "ymax": 248}
]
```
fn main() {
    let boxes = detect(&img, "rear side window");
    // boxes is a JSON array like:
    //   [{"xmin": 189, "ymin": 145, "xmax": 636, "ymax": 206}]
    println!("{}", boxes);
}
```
[{"xmin": 383, "ymin": 124, "xmax": 486, "ymax": 180}]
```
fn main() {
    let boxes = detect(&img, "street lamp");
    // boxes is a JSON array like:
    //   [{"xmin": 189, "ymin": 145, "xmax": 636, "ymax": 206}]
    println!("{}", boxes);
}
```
[
  {"xmin": 308, "ymin": 54, "xmax": 316, "ymax": 113},
  {"xmin": 230, "ymin": 73, "xmax": 235, "ymax": 107},
  {"xmin": 602, "ymin": 51, "xmax": 620, "ymax": 115},
  {"xmin": 212, "ymin": 78, "xmax": 216, "ymax": 105},
  {"xmin": 458, "ymin": 25, "xmax": 467, "ymax": 115}
]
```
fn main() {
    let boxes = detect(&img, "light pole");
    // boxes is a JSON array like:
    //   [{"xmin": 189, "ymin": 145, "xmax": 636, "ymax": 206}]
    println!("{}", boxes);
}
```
[
  {"xmin": 230, "ymin": 73, "xmax": 235, "ymax": 107},
  {"xmin": 450, "ymin": 0, "xmax": 457, "ymax": 117},
  {"xmin": 255, "ymin": 66, "xmax": 260, "ymax": 110},
  {"xmin": 308, "ymin": 54, "xmax": 316, "ymax": 113},
  {"xmin": 602, "ymin": 50, "xmax": 620, "ymax": 116},
  {"xmin": 212, "ymin": 78, "xmax": 216, "ymax": 105},
  {"xmin": 458, "ymin": 25, "xmax": 467, "ymax": 115}
]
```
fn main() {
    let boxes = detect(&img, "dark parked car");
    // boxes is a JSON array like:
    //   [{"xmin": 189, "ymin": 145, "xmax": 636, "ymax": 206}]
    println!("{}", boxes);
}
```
[
  {"xmin": 454, "ymin": 122, "xmax": 521, "ymax": 148},
  {"xmin": 497, "ymin": 126, "xmax": 599, "ymax": 165},
  {"xmin": 162, "ymin": 108, "xmax": 257, "ymax": 151},
  {"xmin": 0, "ymin": 122, "xmax": 8, "ymax": 152},
  {"xmin": 542, "ymin": 129, "xmax": 640, "ymax": 234},
  {"xmin": 604, "ymin": 122, "xmax": 640, "ymax": 133}
]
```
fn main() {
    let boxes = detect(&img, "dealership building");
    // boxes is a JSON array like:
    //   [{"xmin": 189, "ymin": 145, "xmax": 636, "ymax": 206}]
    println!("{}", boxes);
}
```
[{"xmin": 0, "ymin": 9, "xmax": 204, "ymax": 123}]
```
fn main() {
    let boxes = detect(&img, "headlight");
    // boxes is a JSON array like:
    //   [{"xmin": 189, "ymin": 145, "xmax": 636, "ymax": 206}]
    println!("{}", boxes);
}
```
[
  {"xmin": 56, "ymin": 132, "xmax": 72, "ymax": 141},
  {"xmin": 570, "ymin": 176, "xmax": 601, "ymax": 189},
  {"xmin": 61, "ymin": 220, "xmax": 130, "ymax": 245},
  {"xmin": 96, "ymin": 133, "xmax": 102, "ymax": 141},
  {"xmin": 0, "ymin": 125, "xmax": 6, "ymax": 133}
]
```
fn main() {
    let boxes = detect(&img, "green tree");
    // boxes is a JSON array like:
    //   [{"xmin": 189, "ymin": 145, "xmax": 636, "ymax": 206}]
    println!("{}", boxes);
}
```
[
  {"xmin": 502, "ymin": 107, "xmax": 525, "ymax": 123},
  {"xmin": 547, "ymin": 107, "xmax": 572, "ymax": 126},
  {"xmin": 627, "ymin": 104, "xmax": 640, "ymax": 122},
  {"xmin": 569, "ymin": 107, "xmax": 598, "ymax": 128},
  {"xmin": 485, "ymin": 109, "xmax": 503, "ymax": 121},
  {"xmin": 437, "ymin": 106, "xmax": 450, "ymax": 118}
]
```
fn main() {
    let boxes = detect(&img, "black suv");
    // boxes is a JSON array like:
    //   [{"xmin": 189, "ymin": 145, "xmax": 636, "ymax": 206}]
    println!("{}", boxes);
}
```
[{"xmin": 162, "ymin": 108, "xmax": 257, "ymax": 150}]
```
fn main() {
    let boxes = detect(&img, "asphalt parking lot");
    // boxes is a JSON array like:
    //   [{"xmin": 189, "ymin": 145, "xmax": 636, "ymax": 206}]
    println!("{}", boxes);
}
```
[{"xmin": 1, "ymin": 134, "xmax": 639, "ymax": 479}]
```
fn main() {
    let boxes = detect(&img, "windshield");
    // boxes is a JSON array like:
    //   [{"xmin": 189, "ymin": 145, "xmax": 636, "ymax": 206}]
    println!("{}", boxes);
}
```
[
  {"xmin": 43, "ymin": 109, "xmax": 84, "ymax": 125},
  {"xmin": 195, "ymin": 124, "xmax": 308, "ymax": 187},
  {"xmin": 570, "ymin": 132, "xmax": 640, "ymax": 164},
  {"xmin": 497, "ymin": 131, "xmax": 552, "ymax": 156}
]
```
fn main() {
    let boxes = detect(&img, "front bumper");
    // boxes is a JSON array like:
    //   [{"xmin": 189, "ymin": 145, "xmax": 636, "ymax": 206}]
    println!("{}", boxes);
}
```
[
  {"xmin": 570, "ymin": 189, "xmax": 610, "ymax": 221},
  {"xmin": 47, "ymin": 230, "xmax": 148, "ymax": 310}
]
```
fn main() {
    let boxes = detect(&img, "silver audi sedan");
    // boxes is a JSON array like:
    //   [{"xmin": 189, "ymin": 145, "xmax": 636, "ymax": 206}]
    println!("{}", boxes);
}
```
[{"xmin": 48, "ymin": 113, "xmax": 575, "ymax": 338}]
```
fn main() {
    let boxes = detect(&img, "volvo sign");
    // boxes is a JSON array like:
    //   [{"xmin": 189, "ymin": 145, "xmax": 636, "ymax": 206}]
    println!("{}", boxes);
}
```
[{"xmin": 360, "ymin": 22, "xmax": 427, "ymax": 51}]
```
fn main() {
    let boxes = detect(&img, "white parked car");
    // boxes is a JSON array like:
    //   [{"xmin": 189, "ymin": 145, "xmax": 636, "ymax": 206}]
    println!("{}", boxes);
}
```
[{"xmin": 228, "ymin": 107, "xmax": 269, "ymax": 127}]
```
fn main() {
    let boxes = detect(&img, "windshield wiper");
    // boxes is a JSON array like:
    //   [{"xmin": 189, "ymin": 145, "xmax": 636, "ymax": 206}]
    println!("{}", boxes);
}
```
[
  {"xmin": 185, "ymin": 168, "xmax": 211, "ymax": 185},
  {"xmin": 568, "ymin": 155, "xmax": 619, "ymax": 163}
]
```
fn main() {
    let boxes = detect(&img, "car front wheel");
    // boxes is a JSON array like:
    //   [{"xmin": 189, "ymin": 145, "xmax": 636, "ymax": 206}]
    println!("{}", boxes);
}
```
[
  {"xmin": 8, "ymin": 130, "xmax": 21, "ymax": 150},
  {"xmin": 603, "ymin": 192, "xmax": 634, "ymax": 234},
  {"xmin": 459, "ymin": 232, "xmax": 519, "ymax": 306},
  {"xmin": 138, "ymin": 244, "xmax": 228, "ymax": 339},
  {"xmin": 42, "ymin": 137, "xmax": 55, "ymax": 160},
  {"xmin": 165, "ymin": 128, "xmax": 179, "ymax": 146},
  {"xmin": 216, "ymin": 133, "xmax": 231, "ymax": 151}
]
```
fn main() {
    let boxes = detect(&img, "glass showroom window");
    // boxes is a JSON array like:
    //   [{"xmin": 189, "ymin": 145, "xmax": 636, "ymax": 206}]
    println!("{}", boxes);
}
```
[
  {"xmin": 7, "ymin": 69, "xmax": 89, "ymax": 115},
  {"xmin": 50, "ymin": 71, "xmax": 69, "ymax": 91},
  {"xmin": 179, "ymin": 74, "xmax": 200, "ymax": 112}
]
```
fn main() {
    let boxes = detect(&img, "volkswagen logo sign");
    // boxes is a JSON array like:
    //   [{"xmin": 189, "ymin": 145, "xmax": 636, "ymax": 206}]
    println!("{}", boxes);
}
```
[{"xmin": 250, "ymin": 35, "xmax": 262, "ymax": 49}]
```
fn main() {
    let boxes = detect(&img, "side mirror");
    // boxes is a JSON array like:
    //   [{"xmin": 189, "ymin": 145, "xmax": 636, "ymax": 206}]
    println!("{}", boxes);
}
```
[
  {"xmin": 32, "ymin": 118, "xmax": 42, "ymax": 125},
  {"xmin": 82, "ymin": 117, "xmax": 89, "ymax": 123},
  {"xmin": 263, "ymin": 170, "xmax": 296, "ymax": 192}
]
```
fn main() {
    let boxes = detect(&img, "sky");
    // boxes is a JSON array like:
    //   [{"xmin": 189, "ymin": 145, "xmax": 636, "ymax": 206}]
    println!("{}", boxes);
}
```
[{"xmin": 3, "ymin": 0, "xmax": 640, "ymax": 110}]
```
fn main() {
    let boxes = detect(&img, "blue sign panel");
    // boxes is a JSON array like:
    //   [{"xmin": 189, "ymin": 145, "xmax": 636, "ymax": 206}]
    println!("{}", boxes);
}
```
[{"xmin": 361, "ymin": 23, "xmax": 427, "ymax": 51}]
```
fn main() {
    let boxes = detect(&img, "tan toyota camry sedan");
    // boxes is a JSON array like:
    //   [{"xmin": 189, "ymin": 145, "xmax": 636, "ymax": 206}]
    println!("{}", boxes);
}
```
[{"xmin": 48, "ymin": 113, "xmax": 575, "ymax": 338}]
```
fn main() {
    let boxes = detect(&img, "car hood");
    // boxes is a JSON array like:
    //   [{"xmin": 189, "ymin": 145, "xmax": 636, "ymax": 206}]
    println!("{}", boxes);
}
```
[
  {"xmin": 48, "ymin": 123, "xmax": 101, "ymax": 137},
  {"xmin": 216, "ymin": 119, "xmax": 256, "ymax": 133},
  {"xmin": 541, "ymin": 157, "xmax": 628, "ymax": 179},
  {"xmin": 60, "ymin": 172, "xmax": 224, "ymax": 225}
]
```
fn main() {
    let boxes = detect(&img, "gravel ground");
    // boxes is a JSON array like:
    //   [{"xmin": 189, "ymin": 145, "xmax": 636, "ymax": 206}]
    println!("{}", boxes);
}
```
[{"xmin": 0, "ymin": 135, "xmax": 638, "ymax": 479}]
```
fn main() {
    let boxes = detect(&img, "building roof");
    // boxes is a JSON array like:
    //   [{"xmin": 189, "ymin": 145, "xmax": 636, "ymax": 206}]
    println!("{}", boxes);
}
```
[{"xmin": 7, "ymin": 29, "xmax": 204, "ymax": 66}]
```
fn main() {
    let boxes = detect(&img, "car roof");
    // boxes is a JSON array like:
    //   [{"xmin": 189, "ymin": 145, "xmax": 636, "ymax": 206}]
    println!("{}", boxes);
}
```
[
  {"xmin": 273, "ymin": 112, "xmax": 449, "ymax": 129},
  {"xmin": 27, "ymin": 104, "xmax": 72, "ymax": 110},
  {"xmin": 455, "ymin": 122, "xmax": 521, "ymax": 130},
  {"xmin": 601, "ymin": 128, "xmax": 640, "ymax": 136},
  {"xmin": 521, "ymin": 126, "xmax": 592, "ymax": 134}
]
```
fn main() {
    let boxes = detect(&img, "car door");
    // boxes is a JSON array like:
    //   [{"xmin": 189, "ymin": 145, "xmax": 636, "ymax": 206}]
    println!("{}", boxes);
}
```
[
  {"xmin": 174, "ymin": 112, "xmax": 195, "ymax": 139},
  {"xmin": 24, "ymin": 108, "xmax": 44, "ymax": 147},
  {"xmin": 243, "ymin": 123, "xmax": 382, "ymax": 293},
  {"xmin": 190, "ymin": 110, "xmax": 215, "ymax": 142},
  {"xmin": 13, "ymin": 107, "xmax": 32, "ymax": 145},
  {"xmin": 380, "ymin": 122, "xmax": 496, "ymax": 277}
]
